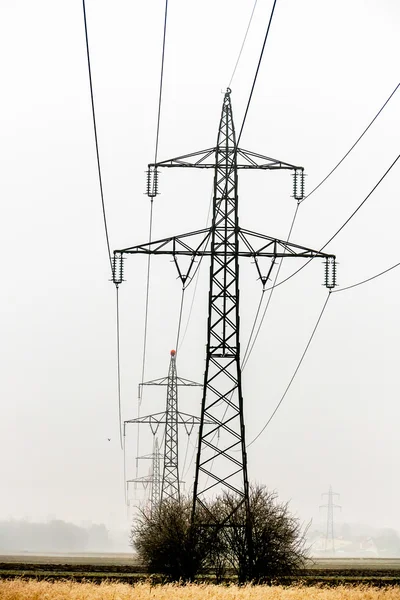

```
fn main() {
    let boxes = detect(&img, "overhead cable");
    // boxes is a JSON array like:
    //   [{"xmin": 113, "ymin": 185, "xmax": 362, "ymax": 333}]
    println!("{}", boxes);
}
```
[
  {"xmin": 245, "ymin": 156, "xmax": 400, "ymax": 447},
  {"xmin": 154, "ymin": 0, "xmax": 169, "ymax": 164},
  {"xmin": 242, "ymin": 203, "xmax": 299, "ymax": 369},
  {"xmin": 303, "ymin": 82, "xmax": 400, "ymax": 202},
  {"xmin": 136, "ymin": 0, "xmax": 169, "ymax": 479},
  {"xmin": 237, "ymin": 0, "xmax": 278, "ymax": 144},
  {"xmin": 247, "ymin": 292, "xmax": 331, "ymax": 448},
  {"xmin": 259, "ymin": 153, "xmax": 400, "ymax": 294},
  {"xmin": 249, "ymin": 249, "xmax": 400, "ymax": 447},
  {"xmin": 81, "ymin": 0, "xmax": 112, "ymax": 272},
  {"xmin": 115, "ymin": 287, "xmax": 123, "ymax": 448},
  {"xmin": 333, "ymin": 260, "xmax": 400, "ymax": 294},
  {"xmin": 320, "ymin": 154, "xmax": 400, "ymax": 251},
  {"xmin": 175, "ymin": 287, "xmax": 186, "ymax": 353},
  {"xmin": 82, "ymin": 1, "xmax": 124, "ymax": 449},
  {"xmin": 228, "ymin": 0, "xmax": 258, "ymax": 88}
]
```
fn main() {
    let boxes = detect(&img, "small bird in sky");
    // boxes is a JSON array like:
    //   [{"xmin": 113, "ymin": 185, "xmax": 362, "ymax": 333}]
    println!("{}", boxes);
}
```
[{"xmin": 107, "ymin": 438, "xmax": 111, "ymax": 442}]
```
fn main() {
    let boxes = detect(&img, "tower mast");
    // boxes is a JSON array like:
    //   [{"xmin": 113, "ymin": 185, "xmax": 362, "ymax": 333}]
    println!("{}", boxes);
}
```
[
  {"xmin": 320, "ymin": 485, "xmax": 341, "ymax": 553},
  {"xmin": 192, "ymin": 90, "xmax": 250, "ymax": 523},
  {"xmin": 114, "ymin": 89, "xmax": 337, "ymax": 578},
  {"xmin": 125, "ymin": 350, "xmax": 202, "ymax": 503},
  {"xmin": 163, "ymin": 349, "xmax": 180, "ymax": 500}
]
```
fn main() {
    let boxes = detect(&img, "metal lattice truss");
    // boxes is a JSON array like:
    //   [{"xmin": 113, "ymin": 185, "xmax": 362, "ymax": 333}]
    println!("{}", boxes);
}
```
[
  {"xmin": 127, "ymin": 438, "xmax": 161, "ymax": 514},
  {"xmin": 125, "ymin": 410, "xmax": 203, "ymax": 437},
  {"xmin": 114, "ymin": 227, "xmax": 334, "ymax": 287},
  {"xmin": 126, "ymin": 352, "xmax": 203, "ymax": 502},
  {"xmin": 163, "ymin": 353, "xmax": 179, "ymax": 501},
  {"xmin": 114, "ymin": 89, "xmax": 336, "ymax": 567}
]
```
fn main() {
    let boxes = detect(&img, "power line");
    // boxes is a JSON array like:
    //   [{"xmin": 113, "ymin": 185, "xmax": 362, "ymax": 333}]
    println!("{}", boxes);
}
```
[
  {"xmin": 320, "ymin": 153, "xmax": 400, "ymax": 251},
  {"xmin": 228, "ymin": 0, "xmax": 258, "ymax": 88},
  {"xmin": 249, "ymin": 251, "xmax": 400, "ymax": 452},
  {"xmin": 82, "ymin": 1, "xmax": 125, "ymax": 451},
  {"xmin": 237, "ymin": 0, "xmax": 278, "ymax": 144},
  {"xmin": 136, "ymin": 0, "xmax": 169, "ymax": 479},
  {"xmin": 245, "ymin": 155, "xmax": 400, "ymax": 448},
  {"xmin": 139, "ymin": 202, "xmax": 155, "ymax": 400},
  {"xmin": 242, "ymin": 203, "xmax": 299, "ymax": 370},
  {"xmin": 258, "ymin": 153, "xmax": 400, "ymax": 294},
  {"xmin": 175, "ymin": 287, "xmax": 186, "ymax": 353},
  {"xmin": 333, "ymin": 260, "xmax": 400, "ymax": 294},
  {"xmin": 140, "ymin": 0, "xmax": 169, "ymax": 378},
  {"xmin": 154, "ymin": 0, "xmax": 169, "ymax": 164},
  {"xmin": 247, "ymin": 292, "xmax": 331, "ymax": 448},
  {"xmin": 177, "ymin": 189, "xmax": 214, "ymax": 352},
  {"xmin": 136, "ymin": 202, "xmax": 154, "ymax": 480},
  {"xmin": 303, "ymin": 82, "xmax": 400, "ymax": 202},
  {"xmin": 81, "ymin": 0, "xmax": 112, "ymax": 272},
  {"xmin": 115, "ymin": 287, "xmax": 123, "ymax": 449}
]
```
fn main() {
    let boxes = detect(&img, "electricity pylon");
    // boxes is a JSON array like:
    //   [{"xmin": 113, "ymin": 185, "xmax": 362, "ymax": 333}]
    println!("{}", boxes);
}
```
[
  {"xmin": 125, "ymin": 350, "xmax": 202, "ymax": 502},
  {"xmin": 113, "ymin": 88, "xmax": 336, "ymax": 576},
  {"xmin": 127, "ymin": 436, "xmax": 161, "ymax": 514},
  {"xmin": 320, "ymin": 485, "xmax": 341, "ymax": 553}
]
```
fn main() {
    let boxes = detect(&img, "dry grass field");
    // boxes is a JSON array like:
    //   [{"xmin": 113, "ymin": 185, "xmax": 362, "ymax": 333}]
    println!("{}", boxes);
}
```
[{"xmin": 1, "ymin": 581, "xmax": 400, "ymax": 600}]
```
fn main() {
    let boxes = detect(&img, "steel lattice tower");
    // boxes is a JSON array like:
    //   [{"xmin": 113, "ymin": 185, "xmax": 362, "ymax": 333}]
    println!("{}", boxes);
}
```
[
  {"xmin": 113, "ymin": 89, "xmax": 337, "ymax": 575},
  {"xmin": 127, "ymin": 436, "xmax": 161, "ymax": 514},
  {"xmin": 163, "ymin": 350, "xmax": 180, "ymax": 500},
  {"xmin": 320, "ymin": 485, "xmax": 341, "ymax": 553},
  {"xmin": 125, "ymin": 350, "xmax": 202, "ymax": 502},
  {"xmin": 151, "ymin": 437, "xmax": 161, "ymax": 510}
]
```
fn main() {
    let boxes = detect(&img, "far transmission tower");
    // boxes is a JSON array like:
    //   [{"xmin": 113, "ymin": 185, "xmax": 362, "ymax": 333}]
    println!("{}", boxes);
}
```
[
  {"xmin": 127, "ymin": 435, "xmax": 161, "ymax": 514},
  {"xmin": 320, "ymin": 485, "xmax": 341, "ymax": 552},
  {"xmin": 113, "ymin": 89, "xmax": 337, "ymax": 578},
  {"xmin": 125, "ymin": 350, "xmax": 202, "ymax": 502}
]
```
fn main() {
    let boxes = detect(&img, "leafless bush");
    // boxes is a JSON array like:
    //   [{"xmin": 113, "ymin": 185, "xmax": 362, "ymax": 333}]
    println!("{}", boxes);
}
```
[{"xmin": 131, "ymin": 485, "xmax": 307, "ymax": 583}]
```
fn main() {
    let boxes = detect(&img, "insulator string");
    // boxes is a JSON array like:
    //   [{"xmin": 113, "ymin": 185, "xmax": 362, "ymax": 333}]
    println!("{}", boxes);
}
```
[{"xmin": 258, "ymin": 155, "xmax": 400, "ymax": 295}]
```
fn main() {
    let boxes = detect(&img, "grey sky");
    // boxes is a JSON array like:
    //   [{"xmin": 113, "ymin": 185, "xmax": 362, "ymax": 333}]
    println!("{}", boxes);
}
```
[{"xmin": 0, "ymin": 0, "xmax": 399, "ymax": 536}]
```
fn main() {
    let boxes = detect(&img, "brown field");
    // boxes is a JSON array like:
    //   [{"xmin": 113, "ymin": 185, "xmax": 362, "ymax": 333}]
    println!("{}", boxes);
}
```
[
  {"xmin": 1, "ymin": 581, "xmax": 400, "ymax": 599},
  {"xmin": 2, "ymin": 555, "xmax": 400, "ymax": 587}
]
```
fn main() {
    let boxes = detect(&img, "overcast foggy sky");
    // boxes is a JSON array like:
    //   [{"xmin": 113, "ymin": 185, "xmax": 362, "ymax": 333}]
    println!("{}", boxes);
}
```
[{"xmin": 0, "ymin": 0, "xmax": 399, "ymax": 536}]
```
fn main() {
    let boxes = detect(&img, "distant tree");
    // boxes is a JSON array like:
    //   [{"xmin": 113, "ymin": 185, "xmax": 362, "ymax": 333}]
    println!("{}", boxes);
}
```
[
  {"xmin": 373, "ymin": 528, "xmax": 400, "ymax": 557},
  {"xmin": 131, "ymin": 485, "xmax": 308, "ymax": 583}
]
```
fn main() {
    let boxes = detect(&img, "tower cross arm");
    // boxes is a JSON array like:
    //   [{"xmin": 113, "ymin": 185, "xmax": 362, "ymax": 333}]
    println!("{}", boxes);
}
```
[
  {"xmin": 140, "ymin": 376, "xmax": 202, "ymax": 387},
  {"xmin": 150, "ymin": 148, "xmax": 216, "ymax": 169},
  {"xmin": 239, "ymin": 228, "xmax": 335, "ymax": 259},
  {"xmin": 149, "ymin": 147, "xmax": 302, "ymax": 171},
  {"xmin": 114, "ymin": 227, "xmax": 334, "ymax": 260},
  {"xmin": 112, "ymin": 227, "xmax": 336, "ymax": 289},
  {"xmin": 236, "ymin": 148, "xmax": 303, "ymax": 170},
  {"xmin": 125, "ymin": 412, "xmax": 212, "ymax": 426},
  {"xmin": 115, "ymin": 228, "xmax": 211, "ymax": 256}
]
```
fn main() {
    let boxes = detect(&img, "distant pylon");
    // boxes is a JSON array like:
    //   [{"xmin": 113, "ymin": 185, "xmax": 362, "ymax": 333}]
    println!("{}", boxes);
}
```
[
  {"xmin": 320, "ymin": 485, "xmax": 341, "ymax": 552},
  {"xmin": 163, "ymin": 350, "xmax": 180, "ymax": 500},
  {"xmin": 125, "ymin": 350, "xmax": 203, "ymax": 503},
  {"xmin": 127, "ymin": 435, "xmax": 161, "ymax": 514},
  {"xmin": 151, "ymin": 437, "xmax": 161, "ymax": 510}
]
